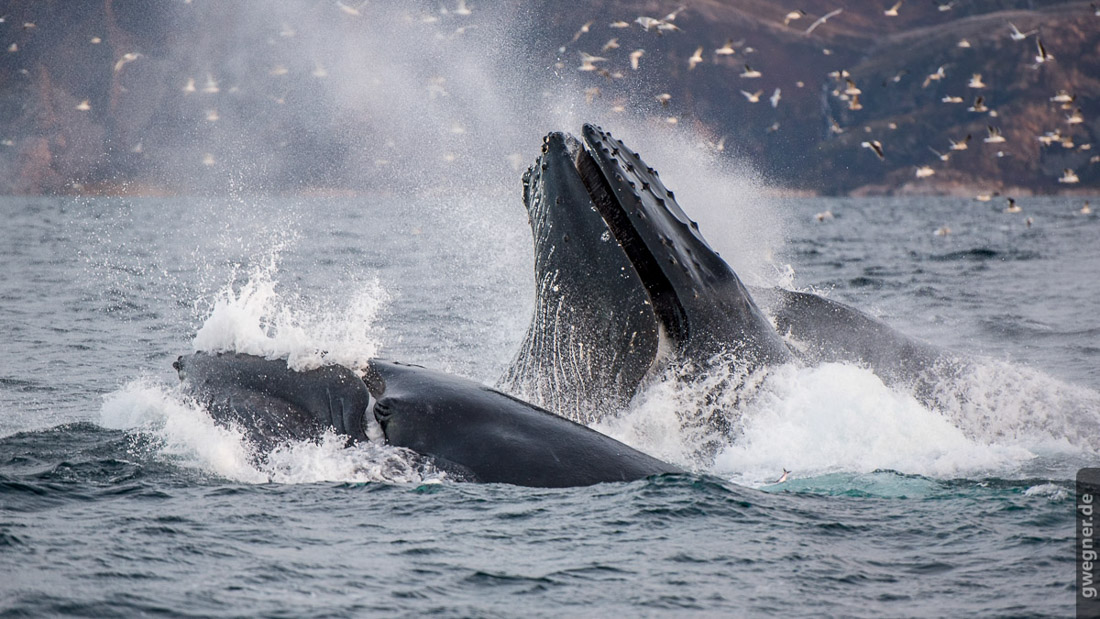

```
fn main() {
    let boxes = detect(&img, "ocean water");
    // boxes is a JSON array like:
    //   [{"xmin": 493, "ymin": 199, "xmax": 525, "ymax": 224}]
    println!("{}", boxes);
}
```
[{"xmin": 2, "ymin": 191, "xmax": 1097, "ymax": 616}]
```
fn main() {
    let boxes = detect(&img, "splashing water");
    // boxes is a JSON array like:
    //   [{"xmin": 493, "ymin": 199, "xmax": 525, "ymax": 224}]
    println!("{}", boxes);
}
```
[
  {"xmin": 597, "ymin": 354, "xmax": 1097, "ymax": 488},
  {"xmin": 100, "ymin": 381, "xmax": 439, "ymax": 485},
  {"xmin": 191, "ymin": 255, "xmax": 388, "ymax": 372}
]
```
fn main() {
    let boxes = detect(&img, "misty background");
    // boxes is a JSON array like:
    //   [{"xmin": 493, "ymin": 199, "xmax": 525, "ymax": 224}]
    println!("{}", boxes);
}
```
[{"xmin": 0, "ymin": 0, "xmax": 1096, "ymax": 196}]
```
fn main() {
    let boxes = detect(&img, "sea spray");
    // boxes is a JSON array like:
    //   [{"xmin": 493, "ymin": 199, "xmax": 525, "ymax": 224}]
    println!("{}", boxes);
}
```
[
  {"xmin": 99, "ymin": 380, "xmax": 438, "ymax": 484},
  {"xmin": 192, "ymin": 256, "xmax": 388, "ymax": 372}
]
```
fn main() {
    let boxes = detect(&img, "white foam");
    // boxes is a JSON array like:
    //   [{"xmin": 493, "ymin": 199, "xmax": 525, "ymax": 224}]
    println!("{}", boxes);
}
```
[
  {"xmin": 101, "ymin": 380, "xmax": 266, "ymax": 482},
  {"xmin": 99, "ymin": 380, "xmax": 436, "ymax": 484},
  {"xmin": 598, "ymin": 360, "xmax": 1074, "ymax": 487},
  {"xmin": 192, "ymin": 257, "xmax": 388, "ymax": 372}
]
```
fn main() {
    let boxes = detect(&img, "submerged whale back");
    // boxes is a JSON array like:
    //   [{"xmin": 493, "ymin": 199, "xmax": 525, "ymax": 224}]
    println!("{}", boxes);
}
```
[
  {"xmin": 370, "ymin": 360, "xmax": 681, "ymax": 487},
  {"xmin": 175, "ymin": 352, "xmax": 372, "ymax": 451}
]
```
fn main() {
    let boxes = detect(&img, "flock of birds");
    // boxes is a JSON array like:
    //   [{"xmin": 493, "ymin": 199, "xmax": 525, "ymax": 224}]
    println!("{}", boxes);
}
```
[
  {"xmin": 1, "ymin": 2, "xmax": 1094, "ymax": 214},
  {"xmin": 551, "ymin": 3, "xmax": 1095, "ymax": 224}
]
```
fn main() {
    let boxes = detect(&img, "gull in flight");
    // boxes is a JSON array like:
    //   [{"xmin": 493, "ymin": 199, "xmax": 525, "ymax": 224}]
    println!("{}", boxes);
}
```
[
  {"xmin": 861, "ymin": 140, "xmax": 884, "ymax": 159},
  {"xmin": 572, "ymin": 20, "xmax": 593, "ymax": 43},
  {"xmin": 784, "ymin": 10, "xmax": 806, "ymax": 25},
  {"xmin": 75, "ymin": 100, "xmax": 91, "ymax": 111},
  {"xmin": 740, "ymin": 64, "xmax": 762, "ymax": 78},
  {"xmin": 578, "ymin": 52, "xmax": 607, "ymax": 72},
  {"xmin": 741, "ymin": 89, "xmax": 763, "ymax": 103},
  {"xmin": 968, "ymin": 74, "xmax": 985, "ymax": 89},
  {"xmin": 688, "ymin": 46, "xmax": 703, "ymax": 70},
  {"xmin": 1059, "ymin": 169, "xmax": 1079, "ymax": 184},
  {"xmin": 805, "ymin": 9, "xmax": 842, "ymax": 35},
  {"xmin": 715, "ymin": 39, "xmax": 736, "ymax": 55},
  {"xmin": 928, "ymin": 147, "xmax": 950, "ymax": 162},
  {"xmin": 114, "ymin": 52, "xmax": 142, "ymax": 73},
  {"xmin": 1008, "ymin": 22, "xmax": 1035, "ymax": 41},
  {"xmin": 949, "ymin": 134, "xmax": 971, "ymax": 150},
  {"xmin": 629, "ymin": 49, "xmax": 644, "ymax": 70},
  {"xmin": 335, "ymin": 1, "xmax": 366, "ymax": 17},
  {"xmin": 884, "ymin": 1, "xmax": 902, "ymax": 17},
  {"xmin": 984, "ymin": 126, "xmax": 1006, "ymax": 143},
  {"xmin": 922, "ymin": 66, "xmax": 945, "ymax": 88},
  {"xmin": 915, "ymin": 165, "xmax": 935, "ymax": 178},
  {"xmin": 770, "ymin": 88, "xmax": 782, "ymax": 108},
  {"xmin": 1034, "ymin": 38, "xmax": 1053, "ymax": 64}
]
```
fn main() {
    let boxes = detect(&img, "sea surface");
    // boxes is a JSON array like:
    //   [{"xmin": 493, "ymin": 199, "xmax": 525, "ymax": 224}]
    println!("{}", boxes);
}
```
[{"xmin": 2, "ymin": 190, "xmax": 1098, "ymax": 617}]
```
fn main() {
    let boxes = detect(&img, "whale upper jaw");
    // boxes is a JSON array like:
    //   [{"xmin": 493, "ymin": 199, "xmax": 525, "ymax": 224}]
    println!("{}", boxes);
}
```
[{"xmin": 528, "ymin": 124, "xmax": 791, "ymax": 365}]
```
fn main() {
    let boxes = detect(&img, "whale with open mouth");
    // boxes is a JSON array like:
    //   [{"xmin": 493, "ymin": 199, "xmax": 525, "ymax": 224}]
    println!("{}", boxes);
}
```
[
  {"xmin": 173, "ymin": 123, "xmax": 957, "ymax": 486},
  {"xmin": 502, "ymin": 124, "xmax": 953, "ymax": 422}
]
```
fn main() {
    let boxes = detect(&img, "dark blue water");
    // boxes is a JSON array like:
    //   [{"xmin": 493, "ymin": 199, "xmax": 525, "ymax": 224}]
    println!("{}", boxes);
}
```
[{"xmin": 2, "ymin": 191, "xmax": 1097, "ymax": 616}]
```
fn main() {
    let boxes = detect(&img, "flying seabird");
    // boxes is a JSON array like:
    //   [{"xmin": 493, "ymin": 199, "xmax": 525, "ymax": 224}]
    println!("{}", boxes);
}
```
[
  {"xmin": 1066, "ymin": 108, "xmax": 1084, "ymax": 125},
  {"xmin": 578, "ymin": 52, "xmax": 607, "ymax": 72},
  {"xmin": 775, "ymin": 469, "xmax": 791, "ymax": 483},
  {"xmin": 804, "ymin": 9, "xmax": 842, "ymax": 35},
  {"xmin": 884, "ymin": 1, "xmax": 902, "ymax": 17},
  {"xmin": 968, "ymin": 74, "xmax": 985, "ymax": 89},
  {"xmin": 942, "ymin": 95, "xmax": 963, "ymax": 103},
  {"xmin": 741, "ymin": 89, "xmax": 763, "ymax": 103},
  {"xmin": 74, "ymin": 100, "xmax": 91, "ymax": 111},
  {"xmin": 1059, "ymin": 169, "xmax": 1079, "ymax": 184},
  {"xmin": 967, "ymin": 96, "xmax": 987, "ymax": 113},
  {"xmin": 688, "ymin": 46, "xmax": 703, "ymax": 70},
  {"xmin": 957, "ymin": 38, "xmax": 971, "ymax": 48},
  {"xmin": 915, "ymin": 165, "xmax": 935, "ymax": 178},
  {"xmin": 783, "ymin": 10, "xmax": 806, "ymax": 25},
  {"xmin": 861, "ymin": 140, "xmax": 884, "ymax": 159},
  {"xmin": 715, "ymin": 39, "xmax": 736, "ymax": 55},
  {"xmin": 571, "ymin": 20, "xmax": 594, "ymax": 43},
  {"xmin": 929, "ymin": 147, "xmax": 950, "ymax": 162},
  {"xmin": 922, "ymin": 66, "xmax": 945, "ymax": 88},
  {"xmin": 949, "ymin": 134, "xmax": 971, "ymax": 150},
  {"xmin": 1034, "ymin": 38, "xmax": 1052, "ymax": 64},
  {"xmin": 1050, "ymin": 90, "xmax": 1074, "ymax": 104},
  {"xmin": 602, "ymin": 38, "xmax": 620, "ymax": 51},
  {"xmin": 740, "ymin": 64, "xmax": 762, "ymax": 78},
  {"xmin": 770, "ymin": 88, "xmax": 782, "ymax": 108},
  {"xmin": 629, "ymin": 49, "xmax": 644, "ymax": 70},
  {"xmin": 113, "ymin": 52, "xmax": 142, "ymax": 73},
  {"xmin": 1008, "ymin": 22, "xmax": 1035, "ymax": 41},
  {"xmin": 1004, "ymin": 197, "xmax": 1022, "ymax": 213},
  {"xmin": 984, "ymin": 126, "xmax": 1005, "ymax": 143},
  {"xmin": 655, "ymin": 92, "xmax": 672, "ymax": 106}
]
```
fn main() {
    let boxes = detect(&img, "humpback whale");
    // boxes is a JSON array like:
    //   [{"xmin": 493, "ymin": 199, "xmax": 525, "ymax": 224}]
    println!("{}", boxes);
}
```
[
  {"xmin": 501, "ymin": 126, "xmax": 791, "ymax": 420},
  {"xmin": 173, "ymin": 123, "xmax": 957, "ymax": 486},
  {"xmin": 175, "ymin": 352, "xmax": 680, "ymax": 486},
  {"xmin": 502, "ymin": 124, "xmax": 958, "ymax": 419}
]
